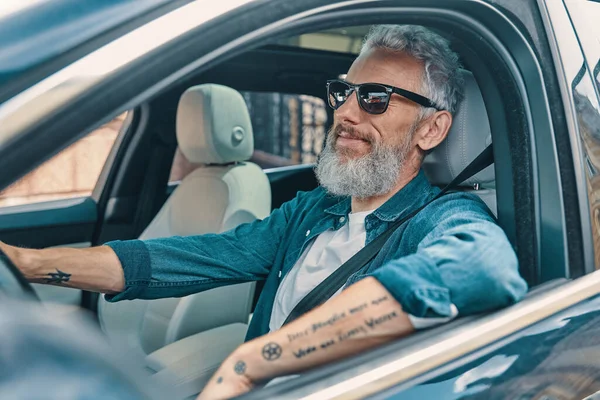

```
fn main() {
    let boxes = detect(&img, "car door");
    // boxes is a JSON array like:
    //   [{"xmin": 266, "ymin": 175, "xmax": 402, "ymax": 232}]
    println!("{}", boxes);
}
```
[
  {"xmin": 0, "ymin": 0, "xmax": 587, "ymax": 398},
  {"xmin": 244, "ymin": 1, "xmax": 600, "ymax": 398},
  {"xmin": 0, "ymin": 113, "xmax": 131, "ymax": 309},
  {"xmin": 0, "ymin": 0, "xmax": 195, "ymax": 311},
  {"xmin": 232, "ymin": 0, "xmax": 599, "ymax": 398}
]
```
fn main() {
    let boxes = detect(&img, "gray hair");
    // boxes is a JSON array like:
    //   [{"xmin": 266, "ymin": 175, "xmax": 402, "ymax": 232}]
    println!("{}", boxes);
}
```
[{"xmin": 359, "ymin": 25, "xmax": 464, "ymax": 115}]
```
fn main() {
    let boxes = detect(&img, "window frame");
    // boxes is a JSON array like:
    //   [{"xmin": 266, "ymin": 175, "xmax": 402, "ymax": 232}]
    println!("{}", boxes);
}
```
[
  {"xmin": 538, "ymin": 0, "xmax": 600, "ymax": 275},
  {"xmin": 0, "ymin": 0, "xmax": 561, "ymax": 285},
  {"xmin": 0, "ymin": 0, "xmax": 580, "ymax": 396}
]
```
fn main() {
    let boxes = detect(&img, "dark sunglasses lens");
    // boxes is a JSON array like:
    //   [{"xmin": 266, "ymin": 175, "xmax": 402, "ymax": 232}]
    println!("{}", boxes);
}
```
[
  {"xmin": 358, "ymin": 84, "xmax": 389, "ymax": 114},
  {"xmin": 328, "ymin": 81, "xmax": 351, "ymax": 109}
]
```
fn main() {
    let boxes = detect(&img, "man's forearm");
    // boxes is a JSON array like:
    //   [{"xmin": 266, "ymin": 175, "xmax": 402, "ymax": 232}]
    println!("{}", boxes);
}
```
[
  {"xmin": 0, "ymin": 242, "xmax": 125, "ymax": 294},
  {"xmin": 210, "ymin": 277, "xmax": 414, "ymax": 387}
]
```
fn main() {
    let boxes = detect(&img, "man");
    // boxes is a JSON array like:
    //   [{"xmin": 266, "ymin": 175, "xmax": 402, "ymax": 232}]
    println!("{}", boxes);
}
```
[{"xmin": 0, "ymin": 25, "xmax": 527, "ymax": 399}]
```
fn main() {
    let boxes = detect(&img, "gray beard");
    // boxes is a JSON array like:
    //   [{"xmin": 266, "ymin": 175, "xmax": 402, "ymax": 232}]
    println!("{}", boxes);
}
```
[{"xmin": 315, "ymin": 128, "xmax": 413, "ymax": 199}]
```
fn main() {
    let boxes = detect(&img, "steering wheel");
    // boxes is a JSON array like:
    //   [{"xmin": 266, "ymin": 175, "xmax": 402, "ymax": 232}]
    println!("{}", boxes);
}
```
[{"xmin": 0, "ymin": 248, "xmax": 39, "ymax": 301}]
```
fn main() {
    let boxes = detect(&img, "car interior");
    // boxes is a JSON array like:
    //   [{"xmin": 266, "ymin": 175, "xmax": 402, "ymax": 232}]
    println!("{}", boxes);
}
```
[
  {"xmin": 97, "ymin": 65, "xmax": 496, "ymax": 394},
  {"xmin": 0, "ymin": 6, "xmax": 579, "ymax": 397},
  {"xmin": 81, "ymin": 26, "xmax": 523, "ymax": 396}
]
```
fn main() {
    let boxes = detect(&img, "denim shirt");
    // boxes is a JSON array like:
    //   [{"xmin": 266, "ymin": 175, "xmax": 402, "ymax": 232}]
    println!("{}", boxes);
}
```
[{"xmin": 105, "ymin": 170, "xmax": 528, "ymax": 341}]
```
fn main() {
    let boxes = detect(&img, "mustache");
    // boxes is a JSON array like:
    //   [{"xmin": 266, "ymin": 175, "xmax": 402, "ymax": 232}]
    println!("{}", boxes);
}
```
[{"xmin": 331, "ymin": 124, "xmax": 374, "ymax": 144}]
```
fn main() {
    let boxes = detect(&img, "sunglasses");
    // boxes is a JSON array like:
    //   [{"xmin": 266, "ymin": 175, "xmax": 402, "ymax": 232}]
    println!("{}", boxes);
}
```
[{"xmin": 326, "ymin": 79, "xmax": 442, "ymax": 115}]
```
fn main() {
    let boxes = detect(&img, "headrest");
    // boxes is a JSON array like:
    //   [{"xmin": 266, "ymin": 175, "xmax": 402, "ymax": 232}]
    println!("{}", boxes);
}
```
[
  {"xmin": 422, "ymin": 70, "xmax": 494, "ymax": 187},
  {"xmin": 176, "ymin": 84, "xmax": 254, "ymax": 164}
]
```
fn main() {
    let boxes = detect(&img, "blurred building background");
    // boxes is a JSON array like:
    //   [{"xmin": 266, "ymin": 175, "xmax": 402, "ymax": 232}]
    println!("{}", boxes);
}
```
[
  {"xmin": 0, "ymin": 114, "xmax": 124, "ymax": 208},
  {"xmin": 244, "ymin": 92, "xmax": 327, "ymax": 168},
  {"xmin": 0, "ymin": 94, "xmax": 328, "ymax": 207}
]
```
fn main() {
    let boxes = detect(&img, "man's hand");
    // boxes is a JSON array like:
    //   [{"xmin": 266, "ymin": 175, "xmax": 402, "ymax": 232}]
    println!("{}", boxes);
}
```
[
  {"xmin": 198, "ymin": 277, "xmax": 415, "ymax": 399},
  {"xmin": 0, "ymin": 241, "xmax": 21, "ymax": 267}
]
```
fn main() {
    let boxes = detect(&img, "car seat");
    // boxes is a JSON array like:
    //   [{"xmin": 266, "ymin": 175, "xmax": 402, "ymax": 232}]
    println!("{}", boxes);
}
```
[
  {"xmin": 423, "ymin": 70, "xmax": 496, "ymax": 215},
  {"xmin": 98, "ymin": 84, "xmax": 271, "ymax": 360}
]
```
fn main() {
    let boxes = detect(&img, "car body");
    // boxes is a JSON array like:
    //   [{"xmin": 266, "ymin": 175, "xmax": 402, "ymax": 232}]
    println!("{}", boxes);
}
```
[{"xmin": 0, "ymin": 0, "xmax": 599, "ymax": 399}]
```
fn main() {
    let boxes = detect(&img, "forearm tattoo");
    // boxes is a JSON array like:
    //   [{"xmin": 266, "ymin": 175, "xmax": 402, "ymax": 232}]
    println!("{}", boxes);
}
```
[
  {"xmin": 234, "ymin": 361, "xmax": 246, "ymax": 374},
  {"xmin": 286, "ymin": 295, "xmax": 398, "ymax": 359},
  {"xmin": 44, "ymin": 269, "xmax": 71, "ymax": 284},
  {"xmin": 262, "ymin": 342, "xmax": 282, "ymax": 361}
]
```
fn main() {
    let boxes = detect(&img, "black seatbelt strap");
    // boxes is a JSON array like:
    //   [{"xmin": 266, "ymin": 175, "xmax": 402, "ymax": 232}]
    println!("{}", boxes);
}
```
[{"xmin": 283, "ymin": 144, "xmax": 494, "ymax": 326}]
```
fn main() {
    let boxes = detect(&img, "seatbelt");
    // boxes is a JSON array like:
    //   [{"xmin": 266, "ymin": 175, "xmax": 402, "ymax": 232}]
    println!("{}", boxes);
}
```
[{"xmin": 283, "ymin": 144, "xmax": 494, "ymax": 326}]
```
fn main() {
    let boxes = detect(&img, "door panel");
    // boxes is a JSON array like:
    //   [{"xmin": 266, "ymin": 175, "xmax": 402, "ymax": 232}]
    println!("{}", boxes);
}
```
[
  {"xmin": 381, "ymin": 290, "xmax": 600, "ymax": 400},
  {"xmin": 0, "ymin": 197, "xmax": 97, "ymax": 307},
  {"xmin": 0, "ymin": 197, "xmax": 97, "ymax": 248}
]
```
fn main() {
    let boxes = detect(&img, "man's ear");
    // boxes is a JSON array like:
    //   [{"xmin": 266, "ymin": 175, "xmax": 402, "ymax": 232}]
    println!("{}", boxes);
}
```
[{"xmin": 415, "ymin": 110, "xmax": 453, "ymax": 152}]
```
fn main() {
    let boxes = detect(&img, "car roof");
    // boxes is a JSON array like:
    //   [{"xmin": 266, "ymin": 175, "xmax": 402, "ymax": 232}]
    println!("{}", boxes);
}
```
[{"xmin": 0, "ymin": 0, "xmax": 192, "ymax": 102}]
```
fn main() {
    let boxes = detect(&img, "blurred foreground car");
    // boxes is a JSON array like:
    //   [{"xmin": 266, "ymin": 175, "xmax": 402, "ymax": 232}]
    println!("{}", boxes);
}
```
[{"xmin": 0, "ymin": 0, "xmax": 599, "ymax": 399}]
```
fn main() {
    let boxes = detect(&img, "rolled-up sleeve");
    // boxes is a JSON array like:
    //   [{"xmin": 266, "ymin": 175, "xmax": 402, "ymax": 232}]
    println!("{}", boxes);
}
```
[
  {"xmin": 104, "ymin": 193, "xmax": 303, "ymax": 302},
  {"xmin": 370, "ymin": 195, "xmax": 528, "ymax": 318}
]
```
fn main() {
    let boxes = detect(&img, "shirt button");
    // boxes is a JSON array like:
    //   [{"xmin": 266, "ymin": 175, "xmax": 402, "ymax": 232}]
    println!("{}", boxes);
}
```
[
  {"xmin": 339, "ymin": 217, "xmax": 345, "ymax": 223},
  {"xmin": 278, "ymin": 271, "xmax": 282, "ymax": 278},
  {"xmin": 306, "ymin": 230, "xmax": 311, "ymax": 236}
]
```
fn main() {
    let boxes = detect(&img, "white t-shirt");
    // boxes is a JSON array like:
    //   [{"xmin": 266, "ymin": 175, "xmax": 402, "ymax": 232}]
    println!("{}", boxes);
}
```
[{"xmin": 269, "ymin": 210, "xmax": 458, "ymax": 332}]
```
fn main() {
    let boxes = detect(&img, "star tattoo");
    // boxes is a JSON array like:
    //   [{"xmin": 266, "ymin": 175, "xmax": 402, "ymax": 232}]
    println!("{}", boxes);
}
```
[
  {"xmin": 234, "ymin": 361, "xmax": 246, "ymax": 375},
  {"xmin": 44, "ymin": 269, "xmax": 71, "ymax": 284},
  {"xmin": 262, "ymin": 342, "xmax": 282, "ymax": 361}
]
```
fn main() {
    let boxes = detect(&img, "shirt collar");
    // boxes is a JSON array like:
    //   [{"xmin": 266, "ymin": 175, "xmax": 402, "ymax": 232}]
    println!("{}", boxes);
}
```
[{"xmin": 324, "ymin": 170, "xmax": 435, "ymax": 222}]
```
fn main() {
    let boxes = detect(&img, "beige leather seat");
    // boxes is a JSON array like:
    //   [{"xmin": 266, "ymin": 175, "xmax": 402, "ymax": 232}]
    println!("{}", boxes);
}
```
[
  {"xmin": 423, "ymin": 70, "xmax": 496, "ymax": 215},
  {"xmin": 97, "ymin": 84, "xmax": 271, "ymax": 381}
]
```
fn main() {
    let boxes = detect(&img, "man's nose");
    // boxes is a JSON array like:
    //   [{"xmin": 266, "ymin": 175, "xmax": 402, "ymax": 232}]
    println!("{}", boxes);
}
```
[{"xmin": 334, "ymin": 91, "xmax": 362, "ymax": 124}]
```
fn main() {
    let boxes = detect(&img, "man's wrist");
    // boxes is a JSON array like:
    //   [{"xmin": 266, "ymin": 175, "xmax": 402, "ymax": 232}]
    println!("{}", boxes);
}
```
[
  {"xmin": 19, "ymin": 248, "xmax": 43, "ymax": 281},
  {"xmin": 1, "ymin": 243, "xmax": 30, "ymax": 277},
  {"xmin": 1, "ymin": 243, "xmax": 52, "ymax": 283}
]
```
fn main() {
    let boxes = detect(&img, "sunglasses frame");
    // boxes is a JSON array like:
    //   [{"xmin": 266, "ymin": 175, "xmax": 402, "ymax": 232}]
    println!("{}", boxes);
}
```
[{"xmin": 326, "ymin": 79, "xmax": 443, "ymax": 114}]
